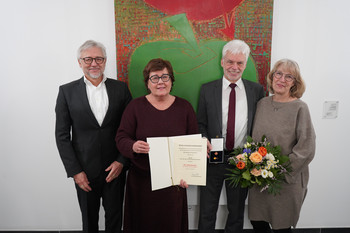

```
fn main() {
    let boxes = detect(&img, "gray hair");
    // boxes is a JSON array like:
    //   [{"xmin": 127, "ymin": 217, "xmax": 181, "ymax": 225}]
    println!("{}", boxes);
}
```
[
  {"xmin": 267, "ymin": 58, "xmax": 305, "ymax": 98},
  {"xmin": 77, "ymin": 40, "xmax": 107, "ymax": 59},
  {"xmin": 222, "ymin": 39, "xmax": 250, "ymax": 62}
]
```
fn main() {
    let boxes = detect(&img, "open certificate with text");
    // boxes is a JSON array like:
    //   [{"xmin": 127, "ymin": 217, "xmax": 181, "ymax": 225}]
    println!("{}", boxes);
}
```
[{"xmin": 147, "ymin": 134, "xmax": 207, "ymax": 191}]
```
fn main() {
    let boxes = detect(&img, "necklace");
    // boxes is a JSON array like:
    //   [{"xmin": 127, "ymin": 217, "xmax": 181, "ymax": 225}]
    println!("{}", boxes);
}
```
[
  {"xmin": 271, "ymin": 97, "xmax": 280, "ymax": 112},
  {"xmin": 271, "ymin": 96, "xmax": 297, "ymax": 111}
]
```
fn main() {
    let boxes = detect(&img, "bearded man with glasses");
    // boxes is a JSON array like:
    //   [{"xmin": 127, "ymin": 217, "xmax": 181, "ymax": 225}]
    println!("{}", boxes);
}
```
[{"xmin": 55, "ymin": 40, "xmax": 132, "ymax": 233}]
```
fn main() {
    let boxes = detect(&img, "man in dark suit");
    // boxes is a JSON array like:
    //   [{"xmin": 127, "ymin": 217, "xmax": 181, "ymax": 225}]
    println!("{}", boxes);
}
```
[
  {"xmin": 55, "ymin": 40, "xmax": 132, "ymax": 233},
  {"xmin": 197, "ymin": 39, "xmax": 265, "ymax": 233}
]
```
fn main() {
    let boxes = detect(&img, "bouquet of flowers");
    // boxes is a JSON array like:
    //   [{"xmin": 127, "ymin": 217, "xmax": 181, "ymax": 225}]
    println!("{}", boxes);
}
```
[{"xmin": 226, "ymin": 136, "xmax": 291, "ymax": 195}]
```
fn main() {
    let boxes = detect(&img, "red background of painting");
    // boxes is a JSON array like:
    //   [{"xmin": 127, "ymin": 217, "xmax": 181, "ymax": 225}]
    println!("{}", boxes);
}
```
[
  {"xmin": 144, "ymin": 0, "xmax": 244, "ymax": 20},
  {"xmin": 115, "ymin": 0, "xmax": 273, "ymax": 92}
]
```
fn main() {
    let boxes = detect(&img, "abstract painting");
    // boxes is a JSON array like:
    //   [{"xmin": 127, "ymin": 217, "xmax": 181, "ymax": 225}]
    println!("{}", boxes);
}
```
[{"xmin": 115, "ymin": 0, "xmax": 273, "ymax": 110}]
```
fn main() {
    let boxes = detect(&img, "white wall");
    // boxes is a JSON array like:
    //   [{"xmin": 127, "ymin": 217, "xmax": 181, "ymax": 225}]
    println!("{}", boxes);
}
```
[
  {"xmin": 0, "ymin": 0, "xmax": 349, "ymax": 230},
  {"xmin": 270, "ymin": 0, "xmax": 350, "ymax": 228},
  {"xmin": 0, "ymin": 0, "xmax": 117, "ymax": 230}
]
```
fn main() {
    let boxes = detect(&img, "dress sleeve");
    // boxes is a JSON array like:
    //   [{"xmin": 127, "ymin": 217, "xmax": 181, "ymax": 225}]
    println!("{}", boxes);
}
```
[
  {"xmin": 288, "ymin": 103, "xmax": 316, "ymax": 180},
  {"xmin": 115, "ymin": 102, "xmax": 138, "ymax": 159},
  {"xmin": 186, "ymin": 100, "xmax": 199, "ymax": 135},
  {"xmin": 114, "ymin": 82, "xmax": 132, "ymax": 166}
]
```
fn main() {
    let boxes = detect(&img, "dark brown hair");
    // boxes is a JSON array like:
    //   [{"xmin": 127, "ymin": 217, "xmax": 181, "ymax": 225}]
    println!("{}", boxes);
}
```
[{"xmin": 143, "ymin": 58, "xmax": 175, "ymax": 89}]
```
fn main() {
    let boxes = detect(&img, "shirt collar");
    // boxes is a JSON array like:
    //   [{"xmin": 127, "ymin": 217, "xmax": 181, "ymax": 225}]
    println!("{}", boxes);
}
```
[
  {"xmin": 83, "ymin": 74, "xmax": 107, "ymax": 87},
  {"xmin": 222, "ymin": 76, "xmax": 244, "ymax": 90}
]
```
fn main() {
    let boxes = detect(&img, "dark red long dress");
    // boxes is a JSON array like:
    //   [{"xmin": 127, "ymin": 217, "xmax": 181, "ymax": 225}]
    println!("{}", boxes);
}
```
[{"xmin": 116, "ymin": 96, "xmax": 198, "ymax": 233}]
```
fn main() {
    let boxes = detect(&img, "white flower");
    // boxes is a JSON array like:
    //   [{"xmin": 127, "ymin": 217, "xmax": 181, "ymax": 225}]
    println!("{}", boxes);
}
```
[
  {"xmin": 261, "ymin": 169, "xmax": 268, "ymax": 178},
  {"xmin": 268, "ymin": 171, "xmax": 274, "ymax": 178},
  {"xmin": 265, "ymin": 153, "xmax": 275, "ymax": 161},
  {"xmin": 244, "ymin": 142, "xmax": 251, "ymax": 148}
]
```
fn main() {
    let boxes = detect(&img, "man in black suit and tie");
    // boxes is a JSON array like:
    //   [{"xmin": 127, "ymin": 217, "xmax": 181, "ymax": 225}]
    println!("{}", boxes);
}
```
[
  {"xmin": 197, "ymin": 39, "xmax": 265, "ymax": 233},
  {"xmin": 55, "ymin": 40, "xmax": 132, "ymax": 233}
]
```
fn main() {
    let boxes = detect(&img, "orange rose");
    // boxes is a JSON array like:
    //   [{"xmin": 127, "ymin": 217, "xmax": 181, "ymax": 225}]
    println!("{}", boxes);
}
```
[
  {"xmin": 250, "ymin": 168, "xmax": 262, "ymax": 176},
  {"xmin": 236, "ymin": 161, "xmax": 246, "ymax": 170},
  {"xmin": 249, "ymin": 152, "xmax": 263, "ymax": 163},
  {"xmin": 258, "ymin": 147, "xmax": 267, "ymax": 157}
]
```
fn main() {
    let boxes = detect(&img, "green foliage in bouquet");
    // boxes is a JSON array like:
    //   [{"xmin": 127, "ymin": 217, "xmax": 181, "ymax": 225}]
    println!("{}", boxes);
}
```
[{"xmin": 226, "ymin": 136, "xmax": 292, "ymax": 195}]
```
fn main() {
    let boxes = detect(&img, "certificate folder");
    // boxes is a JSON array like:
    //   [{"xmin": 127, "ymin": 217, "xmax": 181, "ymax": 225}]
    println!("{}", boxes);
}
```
[{"xmin": 147, "ymin": 134, "xmax": 207, "ymax": 191}]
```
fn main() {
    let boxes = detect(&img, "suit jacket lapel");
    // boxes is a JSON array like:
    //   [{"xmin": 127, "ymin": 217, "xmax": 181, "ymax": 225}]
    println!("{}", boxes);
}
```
[
  {"xmin": 78, "ymin": 77, "xmax": 100, "ymax": 127},
  {"xmin": 242, "ymin": 79, "xmax": 254, "ymax": 133},
  {"xmin": 101, "ymin": 79, "xmax": 113, "ymax": 127},
  {"xmin": 214, "ymin": 79, "xmax": 223, "ymax": 133}
]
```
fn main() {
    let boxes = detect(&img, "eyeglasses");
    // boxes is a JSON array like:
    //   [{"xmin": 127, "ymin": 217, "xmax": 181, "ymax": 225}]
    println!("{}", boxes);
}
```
[
  {"xmin": 149, "ymin": 74, "xmax": 171, "ymax": 83},
  {"xmin": 273, "ymin": 71, "xmax": 295, "ymax": 82},
  {"xmin": 80, "ymin": 57, "xmax": 105, "ymax": 65}
]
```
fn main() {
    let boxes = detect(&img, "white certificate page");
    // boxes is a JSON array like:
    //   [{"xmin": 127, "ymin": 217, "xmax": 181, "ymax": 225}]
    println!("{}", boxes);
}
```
[
  {"xmin": 147, "ymin": 134, "xmax": 203, "ymax": 191},
  {"xmin": 147, "ymin": 137, "xmax": 172, "ymax": 191},
  {"xmin": 172, "ymin": 137, "xmax": 207, "ymax": 186}
]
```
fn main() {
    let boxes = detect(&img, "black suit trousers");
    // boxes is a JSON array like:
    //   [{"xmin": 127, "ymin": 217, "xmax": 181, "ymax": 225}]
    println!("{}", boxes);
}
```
[
  {"xmin": 198, "ymin": 162, "xmax": 248, "ymax": 233},
  {"xmin": 75, "ymin": 170, "xmax": 126, "ymax": 233}
]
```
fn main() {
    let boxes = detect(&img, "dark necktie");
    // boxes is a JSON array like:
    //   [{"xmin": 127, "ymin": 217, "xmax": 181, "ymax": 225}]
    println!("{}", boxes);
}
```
[{"xmin": 226, "ymin": 83, "xmax": 236, "ymax": 150}]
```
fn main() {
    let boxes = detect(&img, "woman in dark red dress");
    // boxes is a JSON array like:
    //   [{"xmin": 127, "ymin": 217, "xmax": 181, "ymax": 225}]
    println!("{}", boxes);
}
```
[{"xmin": 116, "ymin": 58, "xmax": 198, "ymax": 233}]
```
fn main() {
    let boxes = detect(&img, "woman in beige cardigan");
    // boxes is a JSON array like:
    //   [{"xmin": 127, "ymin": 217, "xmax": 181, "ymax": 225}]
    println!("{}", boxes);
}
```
[{"xmin": 248, "ymin": 59, "xmax": 316, "ymax": 233}]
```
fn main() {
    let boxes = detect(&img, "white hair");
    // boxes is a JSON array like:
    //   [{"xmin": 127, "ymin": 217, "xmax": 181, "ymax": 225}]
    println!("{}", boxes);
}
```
[{"xmin": 222, "ymin": 39, "xmax": 250, "ymax": 62}]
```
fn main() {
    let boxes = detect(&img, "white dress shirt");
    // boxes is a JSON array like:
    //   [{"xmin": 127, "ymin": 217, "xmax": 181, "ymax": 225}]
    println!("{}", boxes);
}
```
[
  {"xmin": 222, "ymin": 77, "xmax": 248, "ymax": 149},
  {"xmin": 84, "ymin": 75, "xmax": 109, "ymax": 126}
]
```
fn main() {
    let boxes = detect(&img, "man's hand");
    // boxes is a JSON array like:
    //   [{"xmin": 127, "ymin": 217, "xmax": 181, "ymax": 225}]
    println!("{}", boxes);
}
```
[
  {"xmin": 105, "ymin": 161, "xmax": 123, "ymax": 183},
  {"xmin": 74, "ymin": 172, "xmax": 92, "ymax": 192},
  {"xmin": 206, "ymin": 139, "xmax": 212, "ymax": 158}
]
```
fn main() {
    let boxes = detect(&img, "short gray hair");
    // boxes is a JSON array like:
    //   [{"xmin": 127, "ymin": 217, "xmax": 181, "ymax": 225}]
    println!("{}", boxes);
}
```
[
  {"xmin": 222, "ymin": 39, "xmax": 250, "ymax": 62},
  {"xmin": 77, "ymin": 40, "xmax": 107, "ymax": 59}
]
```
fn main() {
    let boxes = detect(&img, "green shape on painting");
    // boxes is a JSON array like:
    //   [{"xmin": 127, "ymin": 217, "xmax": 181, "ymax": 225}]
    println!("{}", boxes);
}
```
[{"xmin": 128, "ymin": 14, "xmax": 258, "ymax": 111}]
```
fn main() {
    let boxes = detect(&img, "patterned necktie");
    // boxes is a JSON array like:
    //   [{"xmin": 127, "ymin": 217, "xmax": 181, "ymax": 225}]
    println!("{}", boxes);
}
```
[{"xmin": 226, "ymin": 83, "xmax": 236, "ymax": 150}]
